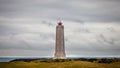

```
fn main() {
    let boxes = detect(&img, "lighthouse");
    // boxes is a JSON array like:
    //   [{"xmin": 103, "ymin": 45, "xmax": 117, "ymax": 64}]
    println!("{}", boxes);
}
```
[{"xmin": 54, "ymin": 21, "xmax": 66, "ymax": 59}]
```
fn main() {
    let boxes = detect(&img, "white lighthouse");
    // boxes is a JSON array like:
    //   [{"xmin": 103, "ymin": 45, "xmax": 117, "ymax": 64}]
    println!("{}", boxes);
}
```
[{"xmin": 54, "ymin": 21, "xmax": 66, "ymax": 59}]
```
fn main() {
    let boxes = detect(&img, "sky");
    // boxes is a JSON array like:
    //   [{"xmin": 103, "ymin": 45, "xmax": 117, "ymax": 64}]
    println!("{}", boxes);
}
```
[{"xmin": 0, "ymin": 0, "xmax": 120, "ymax": 57}]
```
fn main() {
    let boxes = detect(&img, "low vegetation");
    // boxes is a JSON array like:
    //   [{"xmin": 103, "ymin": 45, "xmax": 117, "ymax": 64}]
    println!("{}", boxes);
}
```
[{"xmin": 0, "ymin": 58, "xmax": 120, "ymax": 68}]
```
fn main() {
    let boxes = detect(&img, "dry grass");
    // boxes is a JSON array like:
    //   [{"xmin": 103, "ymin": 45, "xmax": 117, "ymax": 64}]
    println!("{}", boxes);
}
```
[{"xmin": 0, "ymin": 61, "xmax": 120, "ymax": 68}]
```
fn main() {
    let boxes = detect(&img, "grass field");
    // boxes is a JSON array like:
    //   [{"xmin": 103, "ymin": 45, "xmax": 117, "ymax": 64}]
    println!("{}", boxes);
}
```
[{"xmin": 0, "ymin": 61, "xmax": 120, "ymax": 68}]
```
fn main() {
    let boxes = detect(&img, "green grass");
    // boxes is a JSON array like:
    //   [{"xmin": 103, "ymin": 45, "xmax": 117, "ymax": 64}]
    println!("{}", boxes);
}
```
[{"xmin": 0, "ymin": 61, "xmax": 120, "ymax": 68}]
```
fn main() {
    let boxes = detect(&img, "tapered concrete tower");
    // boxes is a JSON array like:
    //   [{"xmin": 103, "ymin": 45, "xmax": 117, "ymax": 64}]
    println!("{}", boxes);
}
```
[{"xmin": 54, "ymin": 21, "xmax": 66, "ymax": 59}]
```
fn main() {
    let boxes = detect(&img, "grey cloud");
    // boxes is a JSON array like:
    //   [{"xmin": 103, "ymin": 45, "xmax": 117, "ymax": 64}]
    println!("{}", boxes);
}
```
[
  {"xmin": 61, "ymin": 18, "xmax": 85, "ymax": 24},
  {"xmin": 39, "ymin": 32, "xmax": 55, "ymax": 40},
  {"xmin": 0, "ymin": 34, "xmax": 54, "ymax": 51},
  {"xmin": 0, "ymin": 21, "xmax": 55, "ymax": 52},
  {"xmin": 0, "ymin": 0, "xmax": 120, "ymax": 22},
  {"xmin": 41, "ymin": 21, "xmax": 55, "ymax": 27},
  {"xmin": 66, "ymin": 46, "xmax": 120, "ymax": 56},
  {"xmin": 107, "ymin": 27, "xmax": 116, "ymax": 32},
  {"xmin": 98, "ymin": 34, "xmax": 115, "ymax": 45},
  {"xmin": 0, "ymin": 0, "xmax": 120, "ymax": 57},
  {"xmin": 0, "ymin": 22, "xmax": 120, "ymax": 56},
  {"xmin": 76, "ymin": 28, "xmax": 91, "ymax": 33}
]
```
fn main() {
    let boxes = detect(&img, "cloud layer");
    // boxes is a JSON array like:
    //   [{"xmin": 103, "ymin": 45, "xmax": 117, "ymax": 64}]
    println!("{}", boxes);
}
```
[{"xmin": 0, "ymin": 0, "xmax": 120, "ymax": 57}]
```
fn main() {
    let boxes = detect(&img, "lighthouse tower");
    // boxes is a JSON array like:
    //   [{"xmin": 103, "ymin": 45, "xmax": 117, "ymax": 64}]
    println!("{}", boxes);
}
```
[{"xmin": 54, "ymin": 21, "xmax": 66, "ymax": 59}]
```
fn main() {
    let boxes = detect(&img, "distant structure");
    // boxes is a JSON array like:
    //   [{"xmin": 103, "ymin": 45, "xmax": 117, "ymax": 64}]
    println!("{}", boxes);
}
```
[{"xmin": 54, "ymin": 21, "xmax": 66, "ymax": 59}]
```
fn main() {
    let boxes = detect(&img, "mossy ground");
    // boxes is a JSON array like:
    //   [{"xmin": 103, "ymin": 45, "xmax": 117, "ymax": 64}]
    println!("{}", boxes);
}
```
[{"xmin": 0, "ymin": 61, "xmax": 120, "ymax": 68}]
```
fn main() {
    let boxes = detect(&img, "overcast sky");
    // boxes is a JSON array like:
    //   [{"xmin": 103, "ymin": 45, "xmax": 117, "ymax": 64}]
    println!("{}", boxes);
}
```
[{"xmin": 0, "ymin": 0, "xmax": 120, "ymax": 57}]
